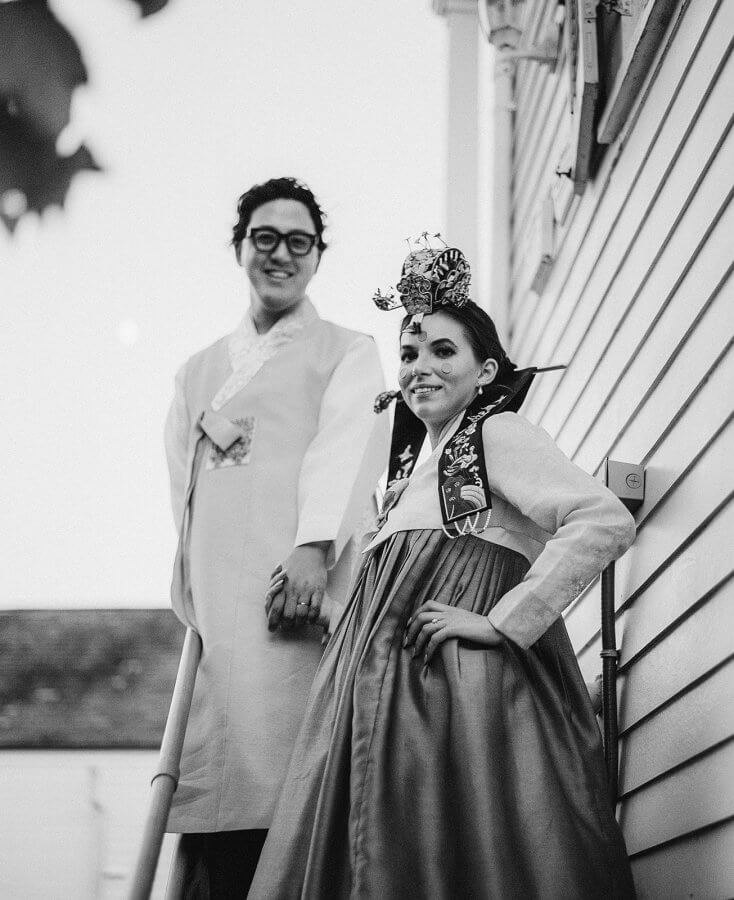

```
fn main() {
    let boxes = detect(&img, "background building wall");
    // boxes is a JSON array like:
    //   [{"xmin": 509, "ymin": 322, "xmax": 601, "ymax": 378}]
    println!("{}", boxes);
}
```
[
  {"xmin": 0, "ymin": 751, "xmax": 175, "ymax": 899},
  {"xmin": 0, "ymin": 610, "xmax": 184, "ymax": 897},
  {"xmin": 433, "ymin": 0, "xmax": 481, "ymax": 298},
  {"xmin": 498, "ymin": 1, "xmax": 733, "ymax": 895}
]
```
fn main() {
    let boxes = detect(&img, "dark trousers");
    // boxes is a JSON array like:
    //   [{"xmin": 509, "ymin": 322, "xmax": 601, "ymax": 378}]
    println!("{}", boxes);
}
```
[{"xmin": 179, "ymin": 829, "xmax": 268, "ymax": 899}]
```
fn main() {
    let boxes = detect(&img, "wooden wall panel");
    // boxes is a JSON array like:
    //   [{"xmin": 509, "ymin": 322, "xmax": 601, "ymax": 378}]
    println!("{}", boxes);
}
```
[
  {"xmin": 550, "ymin": 126, "xmax": 733, "ymax": 456},
  {"xmin": 563, "ymin": 344, "xmax": 733, "ymax": 657},
  {"xmin": 527, "ymin": 26, "xmax": 733, "ymax": 437},
  {"xmin": 617, "ymin": 581, "xmax": 734, "ymax": 733},
  {"xmin": 512, "ymin": 0, "xmax": 724, "ymax": 371},
  {"xmin": 619, "ymin": 662, "xmax": 734, "ymax": 795},
  {"xmin": 619, "ymin": 740, "xmax": 734, "ymax": 855},
  {"xmin": 511, "ymin": 74, "xmax": 566, "ymax": 261},
  {"xmin": 503, "ymin": 0, "xmax": 732, "ymax": 887},
  {"xmin": 630, "ymin": 817, "xmax": 734, "ymax": 899},
  {"xmin": 568, "ymin": 412, "xmax": 734, "ymax": 673}
]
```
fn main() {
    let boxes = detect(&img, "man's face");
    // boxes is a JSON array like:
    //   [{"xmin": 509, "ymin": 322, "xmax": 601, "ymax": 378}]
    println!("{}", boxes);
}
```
[{"xmin": 240, "ymin": 199, "xmax": 321, "ymax": 320}]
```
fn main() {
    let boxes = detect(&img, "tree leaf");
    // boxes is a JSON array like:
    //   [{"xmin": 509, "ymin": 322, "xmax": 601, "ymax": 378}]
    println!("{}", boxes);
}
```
[
  {"xmin": 0, "ymin": 0, "xmax": 87, "ymax": 141},
  {"xmin": 0, "ymin": 106, "xmax": 100, "ymax": 233},
  {"xmin": 128, "ymin": 0, "xmax": 170, "ymax": 16}
]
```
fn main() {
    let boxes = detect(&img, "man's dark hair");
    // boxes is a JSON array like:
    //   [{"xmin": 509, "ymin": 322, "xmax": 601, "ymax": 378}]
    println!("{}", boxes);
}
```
[{"xmin": 231, "ymin": 177, "xmax": 327, "ymax": 256}]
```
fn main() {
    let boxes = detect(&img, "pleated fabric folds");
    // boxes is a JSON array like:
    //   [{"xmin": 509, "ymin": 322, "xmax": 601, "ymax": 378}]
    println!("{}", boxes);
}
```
[{"xmin": 250, "ymin": 530, "xmax": 635, "ymax": 900}]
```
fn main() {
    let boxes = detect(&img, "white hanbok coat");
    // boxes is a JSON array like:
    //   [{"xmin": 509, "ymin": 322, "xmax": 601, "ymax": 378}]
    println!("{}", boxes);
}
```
[{"xmin": 164, "ymin": 300, "xmax": 388, "ymax": 832}]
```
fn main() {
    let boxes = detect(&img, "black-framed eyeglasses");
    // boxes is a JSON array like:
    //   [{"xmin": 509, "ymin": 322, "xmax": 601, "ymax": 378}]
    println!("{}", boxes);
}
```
[{"xmin": 247, "ymin": 227, "xmax": 319, "ymax": 257}]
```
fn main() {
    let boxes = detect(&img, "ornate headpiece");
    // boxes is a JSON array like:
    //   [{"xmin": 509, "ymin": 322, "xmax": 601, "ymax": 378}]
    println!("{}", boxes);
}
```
[{"xmin": 372, "ymin": 233, "xmax": 471, "ymax": 325}]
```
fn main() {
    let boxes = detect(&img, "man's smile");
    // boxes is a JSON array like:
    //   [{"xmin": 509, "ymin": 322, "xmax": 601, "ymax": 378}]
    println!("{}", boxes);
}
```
[{"xmin": 263, "ymin": 269, "xmax": 293, "ymax": 281}]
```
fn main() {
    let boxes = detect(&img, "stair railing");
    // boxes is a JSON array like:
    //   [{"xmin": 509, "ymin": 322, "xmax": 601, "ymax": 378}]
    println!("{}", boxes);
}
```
[{"xmin": 128, "ymin": 627, "xmax": 202, "ymax": 900}]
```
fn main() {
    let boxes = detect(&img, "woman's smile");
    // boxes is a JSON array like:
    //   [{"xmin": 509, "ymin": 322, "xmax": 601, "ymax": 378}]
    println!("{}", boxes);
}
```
[{"xmin": 411, "ymin": 383, "xmax": 442, "ymax": 397}]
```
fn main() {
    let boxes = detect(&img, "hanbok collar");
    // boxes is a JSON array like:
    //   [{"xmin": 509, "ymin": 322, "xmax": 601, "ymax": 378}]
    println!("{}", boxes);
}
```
[
  {"xmin": 376, "ymin": 368, "xmax": 539, "ymax": 539},
  {"xmin": 211, "ymin": 298, "xmax": 318, "ymax": 410}
]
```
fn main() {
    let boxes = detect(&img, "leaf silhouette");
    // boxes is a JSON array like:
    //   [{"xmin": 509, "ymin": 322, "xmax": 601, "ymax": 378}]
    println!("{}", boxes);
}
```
[
  {"xmin": 129, "ymin": 0, "xmax": 170, "ymax": 16},
  {"xmin": 0, "ymin": 0, "xmax": 86, "ymax": 141},
  {"xmin": 0, "ymin": 106, "xmax": 100, "ymax": 233},
  {"xmin": 0, "ymin": 0, "xmax": 169, "ymax": 232}
]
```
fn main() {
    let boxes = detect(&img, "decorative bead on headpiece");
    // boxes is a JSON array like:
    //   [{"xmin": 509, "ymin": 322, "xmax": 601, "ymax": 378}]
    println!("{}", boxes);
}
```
[{"xmin": 372, "ymin": 233, "xmax": 471, "ymax": 330}]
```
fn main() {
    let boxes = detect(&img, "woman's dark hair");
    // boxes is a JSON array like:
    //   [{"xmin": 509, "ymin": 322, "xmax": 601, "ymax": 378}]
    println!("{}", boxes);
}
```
[
  {"xmin": 231, "ymin": 177, "xmax": 327, "ymax": 256},
  {"xmin": 400, "ymin": 301, "xmax": 517, "ymax": 386}
]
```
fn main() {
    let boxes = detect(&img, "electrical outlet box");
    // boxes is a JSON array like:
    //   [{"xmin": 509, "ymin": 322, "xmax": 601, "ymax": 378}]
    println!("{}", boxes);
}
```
[{"xmin": 603, "ymin": 459, "xmax": 645, "ymax": 511}]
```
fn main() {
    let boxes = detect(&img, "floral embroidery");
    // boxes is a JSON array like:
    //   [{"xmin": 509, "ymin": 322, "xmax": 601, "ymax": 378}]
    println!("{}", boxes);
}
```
[
  {"xmin": 438, "ymin": 396, "xmax": 508, "ymax": 537},
  {"xmin": 206, "ymin": 417, "xmax": 256, "ymax": 469}
]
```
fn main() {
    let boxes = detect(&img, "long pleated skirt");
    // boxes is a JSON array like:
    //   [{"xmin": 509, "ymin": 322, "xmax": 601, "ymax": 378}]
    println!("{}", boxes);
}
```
[{"xmin": 249, "ymin": 530, "xmax": 636, "ymax": 899}]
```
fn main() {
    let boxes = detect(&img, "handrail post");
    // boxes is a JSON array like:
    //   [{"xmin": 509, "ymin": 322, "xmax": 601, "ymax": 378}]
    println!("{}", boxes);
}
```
[{"xmin": 129, "ymin": 627, "xmax": 202, "ymax": 900}]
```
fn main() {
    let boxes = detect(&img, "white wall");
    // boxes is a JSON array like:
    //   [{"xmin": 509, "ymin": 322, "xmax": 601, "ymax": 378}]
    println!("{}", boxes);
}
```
[
  {"xmin": 0, "ymin": 751, "xmax": 175, "ymax": 899},
  {"xmin": 503, "ymin": 0, "xmax": 734, "ymax": 895}
]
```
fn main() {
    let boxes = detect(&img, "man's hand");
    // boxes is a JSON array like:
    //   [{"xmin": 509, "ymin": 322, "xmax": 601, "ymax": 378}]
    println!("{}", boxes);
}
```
[{"xmin": 265, "ymin": 542, "xmax": 330, "ymax": 632}]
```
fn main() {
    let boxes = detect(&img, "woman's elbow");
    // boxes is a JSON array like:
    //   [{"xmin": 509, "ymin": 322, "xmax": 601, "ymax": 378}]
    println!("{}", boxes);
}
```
[{"xmin": 598, "ymin": 493, "xmax": 637, "ymax": 557}]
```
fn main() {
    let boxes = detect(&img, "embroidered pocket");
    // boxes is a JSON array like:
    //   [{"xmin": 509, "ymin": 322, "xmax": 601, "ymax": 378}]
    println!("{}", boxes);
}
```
[{"xmin": 205, "ymin": 416, "xmax": 256, "ymax": 469}]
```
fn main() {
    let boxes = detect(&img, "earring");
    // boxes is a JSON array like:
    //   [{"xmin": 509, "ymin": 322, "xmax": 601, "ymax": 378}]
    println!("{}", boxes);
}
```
[{"xmin": 477, "ymin": 384, "xmax": 483, "ymax": 395}]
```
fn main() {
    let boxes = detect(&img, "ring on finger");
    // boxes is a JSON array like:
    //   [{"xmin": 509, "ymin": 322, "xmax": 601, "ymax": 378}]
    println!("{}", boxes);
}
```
[
  {"xmin": 430, "ymin": 617, "xmax": 440, "ymax": 624},
  {"xmin": 296, "ymin": 601, "xmax": 310, "ymax": 608}
]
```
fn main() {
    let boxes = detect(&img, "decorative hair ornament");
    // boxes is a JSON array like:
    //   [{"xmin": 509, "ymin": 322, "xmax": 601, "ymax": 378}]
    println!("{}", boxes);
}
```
[
  {"xmin": 373, "ymin": 390, "xmax": 400, "ymax": 414},
  {"xmin": 372, "ymin": 233, "xmax": 471, "ymax": 328}
]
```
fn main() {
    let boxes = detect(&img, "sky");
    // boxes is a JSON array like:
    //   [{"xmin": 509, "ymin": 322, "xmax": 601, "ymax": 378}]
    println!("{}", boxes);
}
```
[{"xmin": 1, "ymin": 0, "xmax": 448, "ymax": 608}]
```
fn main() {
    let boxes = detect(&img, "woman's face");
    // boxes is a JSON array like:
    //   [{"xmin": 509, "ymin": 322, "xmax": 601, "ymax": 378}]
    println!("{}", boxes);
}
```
[{"xmin": 399, "ymin": 311, "xmax": 497, "ymax": 438}]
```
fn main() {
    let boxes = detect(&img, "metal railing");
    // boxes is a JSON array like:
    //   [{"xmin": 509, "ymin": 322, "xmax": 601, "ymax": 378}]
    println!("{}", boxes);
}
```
[{"xmin": 129, "ymin": 627, "xmax": 202, "ymax": 900}]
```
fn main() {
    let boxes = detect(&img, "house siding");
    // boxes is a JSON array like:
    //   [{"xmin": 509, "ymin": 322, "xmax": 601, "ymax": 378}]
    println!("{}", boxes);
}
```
[{"xmin": 504, "ymin": 1, "xmax": 734, "ymax": 895}]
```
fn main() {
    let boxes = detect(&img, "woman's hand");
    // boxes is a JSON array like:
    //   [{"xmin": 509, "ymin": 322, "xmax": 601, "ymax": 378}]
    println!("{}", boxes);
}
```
[
  {"xmin": 403, "ymin": 600, "xmax": 504, "ymax": 665},
  {"xmin": 265, "ymin": 565, "xmax": 287, "ymax": 623},
  {"xmin": 264, "ymin": 543, "xmax": 330, "ymax": 631}
]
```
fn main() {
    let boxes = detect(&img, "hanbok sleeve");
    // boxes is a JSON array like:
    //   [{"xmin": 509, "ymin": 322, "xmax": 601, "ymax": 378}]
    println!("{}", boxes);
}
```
[
  {"xmin": 164, "ymin": 362, "xmax": 191, "ymax": 532},
  {"xmin": 483, "ymin": 413, "xmax": 636, "ymax": 649},
  {"xmin": 295, "ymin": 334, "xmax": 390, "ymax": 567}
]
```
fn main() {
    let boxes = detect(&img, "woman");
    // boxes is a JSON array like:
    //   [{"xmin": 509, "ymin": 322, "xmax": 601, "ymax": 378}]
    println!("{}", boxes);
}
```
[{"xmin": 250, "ymin": 244, "xmax": 637, "ymax": 899}]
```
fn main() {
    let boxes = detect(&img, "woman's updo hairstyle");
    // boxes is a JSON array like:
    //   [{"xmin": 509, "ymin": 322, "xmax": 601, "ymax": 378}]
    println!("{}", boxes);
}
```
[
  {"xmin": 401, "ymin": 300, "xmax": 517, "ymax": 390},
  {"xmin": 231, "ymin": 176, "xmax": 328, "ymax": 257}
]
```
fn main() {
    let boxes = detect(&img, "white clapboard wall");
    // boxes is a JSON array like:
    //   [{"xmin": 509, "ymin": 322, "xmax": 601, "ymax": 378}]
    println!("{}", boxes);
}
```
[{"xmin": 503, "ymin": 1, "xmax": 733, "ymax": 897}]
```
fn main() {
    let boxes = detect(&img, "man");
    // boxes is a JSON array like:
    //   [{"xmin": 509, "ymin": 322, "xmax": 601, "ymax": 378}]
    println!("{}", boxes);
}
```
[{"xmin": 164, "ymin": 177, "xmax": 388, "ymax": 895}]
